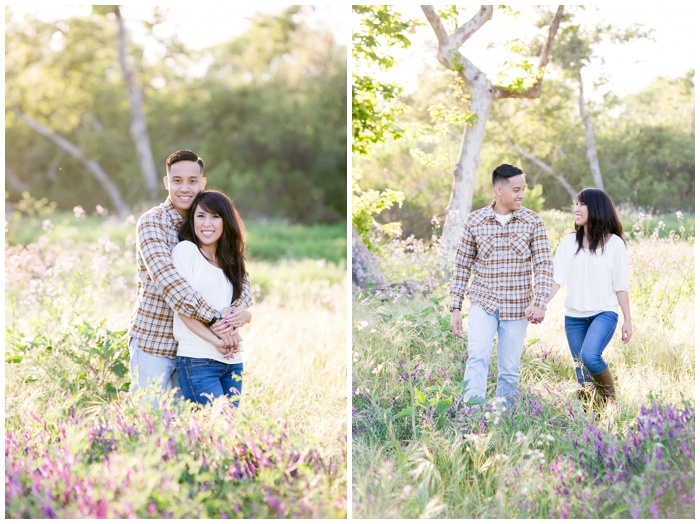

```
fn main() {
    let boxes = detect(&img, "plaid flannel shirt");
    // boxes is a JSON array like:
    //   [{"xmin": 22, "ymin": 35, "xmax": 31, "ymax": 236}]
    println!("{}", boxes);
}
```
[
  {"xmin": 128, "ymin": 198, "xmax": 253, "ymax": 358},
  {"xmin": 450, "ymin": 202, "xmax": 553, "ymax": 320}
]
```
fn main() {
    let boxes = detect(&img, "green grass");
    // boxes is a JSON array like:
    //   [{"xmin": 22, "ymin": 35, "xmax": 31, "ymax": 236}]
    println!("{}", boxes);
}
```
[
  {"xmin": 246, "ymin": 220, "xmax": 346, "ymax": 263},
  {"xmin": 352, "ymin": 211, "xmax": 695, "ymax": 519},
  {"xmin": 4, "ymin": 209, "xmax": 346, "ymax": 263}
]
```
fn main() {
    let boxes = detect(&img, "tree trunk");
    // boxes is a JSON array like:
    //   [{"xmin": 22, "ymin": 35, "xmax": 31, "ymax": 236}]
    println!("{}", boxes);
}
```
[
  {"xmin": 438, "ymin": 81, "xmax": 494, "ymax": 272},
  {"xmin": 352, "ymin": 227, "xmax": 384, "ymax": 290},
  {"xmin": 15, "ymin": 110, "xmax": 131, "ymax": 218},
  {"xmin": 577, "ymin": 72, "xmax": 605, "ymax": 190},
  {"xmin": 506, "ymin": 138, "xmax": 578, "ymax": 200},
  {"xmin": 422, "ymin": 5, "xmax": 564, "ymax": 274},
  {"xmin": 115, "ymin": 6, "xmax": 159, "ymax": 201}
]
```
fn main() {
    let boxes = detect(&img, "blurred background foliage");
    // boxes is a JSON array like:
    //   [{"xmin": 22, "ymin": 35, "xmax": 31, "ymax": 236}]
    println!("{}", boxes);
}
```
[
  {"xmin": 358, "ymin": 69, "xmax": 694, "ymax": 240},
  {"xmin": 351, "ymin": 6, "xmax": 694, "ymax": 241},
  {"xmin": 5, "ymin": 5, "xmax": 347, "ymax": 224}
]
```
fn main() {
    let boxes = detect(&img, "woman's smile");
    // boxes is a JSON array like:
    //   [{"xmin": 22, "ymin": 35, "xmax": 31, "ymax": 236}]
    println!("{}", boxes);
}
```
[{"xmin": 194, "ymin": 205, "xmax": 223, "ymax": 246}]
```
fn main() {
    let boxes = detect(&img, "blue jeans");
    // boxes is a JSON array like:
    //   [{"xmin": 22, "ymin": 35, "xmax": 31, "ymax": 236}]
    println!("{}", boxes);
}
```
[
  {"xmin": 564, "ymin": 312, "xmax": 618, "ymax": 384},
  {"xmin": 176, "ymin": 357, "xmax": 243, "ymax": 407},
  {"xmin": 129, "ymin": 338, "xmax": 183, "ymax": 408},
  {"xmin": 463, "ymin": 305, "xmax": 529, "ymax": 402}
]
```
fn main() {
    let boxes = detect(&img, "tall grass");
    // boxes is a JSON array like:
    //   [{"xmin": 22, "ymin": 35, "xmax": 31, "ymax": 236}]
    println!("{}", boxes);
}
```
[
  {"xmin": 352, "ymin": 209, "xmax": 694, "ymax": 518},
  {"xmin": 5, "ymin": 210, "xmax": 347, "ymax": 518}
]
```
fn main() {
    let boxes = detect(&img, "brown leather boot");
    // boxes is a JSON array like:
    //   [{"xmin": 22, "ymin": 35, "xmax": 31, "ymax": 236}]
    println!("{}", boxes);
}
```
[{"xmin": 590, "ymin": 367, "xmax": 616, "ymax": 405}]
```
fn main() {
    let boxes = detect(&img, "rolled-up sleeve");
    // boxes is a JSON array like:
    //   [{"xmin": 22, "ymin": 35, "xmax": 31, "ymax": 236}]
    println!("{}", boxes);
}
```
[{"xmin": 231, "ymin": 272, "xmax": 253, "ymax": 309}]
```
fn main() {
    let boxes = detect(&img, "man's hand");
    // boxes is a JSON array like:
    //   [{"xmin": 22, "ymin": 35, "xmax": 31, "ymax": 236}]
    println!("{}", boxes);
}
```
[
  {"xmin": 213, "ymin": 331, "xmax": 242, "ymax": 358},
  {"xmin": 451, "ymin": 309, "xmax": 465, "ymax": 339},
  {"xmin": 222, "ymin": 331, "xmax": 243, "ymax": 359},
  {"xmin": 525, "ymin": 305, "xmax": 546, "ymax": 324}
]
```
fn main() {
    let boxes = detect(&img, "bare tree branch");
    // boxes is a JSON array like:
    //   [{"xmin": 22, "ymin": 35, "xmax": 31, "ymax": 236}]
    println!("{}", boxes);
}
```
[
  {"xmin": 420, "ymin": 5, "xmax": 449, "ymax": 44},
  {"xmin": 14, "ymin": 109, "xmax": 130, "ymax": 218},
  {"xmin": 450, "ymin": 6, "xmax": 493, "ymax": 47},
  {"xmin": 505, "ymin": 136, "xmax": 578, "ymax": 200},
  {"xmin": 421, "ymin": 5, "xmax": 493, "ymax": 86},
  {"xmin": 494, "ymin": 5, "xmax": 565, "ymax": 99}
]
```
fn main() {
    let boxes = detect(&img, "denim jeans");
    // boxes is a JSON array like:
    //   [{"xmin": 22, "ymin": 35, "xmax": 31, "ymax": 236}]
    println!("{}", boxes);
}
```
[
  {"xmin": 564, "ymin": 311, "xmax": 618, "ymax": 384},
  {"xmin": 463, "ymin": 305, "xmax": 529, "ymax": 402},
  {"xmin": 128, "ymin": 338, "xmax": 183, "ymax": 408},
  {"xmin": 176, "ymin": 357, "xmax": 243, "ymax": 407}
]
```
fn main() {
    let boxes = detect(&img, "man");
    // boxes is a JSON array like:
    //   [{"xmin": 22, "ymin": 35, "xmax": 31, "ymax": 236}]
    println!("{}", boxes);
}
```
[
  {"xmin": 450, "ymin": 163, "xmax": 553, "ymax": 405},
  {"xmin": 128, "ymin": 149, "xmax": 252, "ymax": 402}
]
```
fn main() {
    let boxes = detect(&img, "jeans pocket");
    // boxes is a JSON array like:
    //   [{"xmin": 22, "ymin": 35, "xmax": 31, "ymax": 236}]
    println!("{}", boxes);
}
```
[{"xmin": 178, "ymin": 357, "xmax": 213, "ymax": 369}]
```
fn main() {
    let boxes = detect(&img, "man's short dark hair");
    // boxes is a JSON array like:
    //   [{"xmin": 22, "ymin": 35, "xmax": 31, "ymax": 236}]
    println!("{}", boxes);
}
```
[
  {"xmin": 492, "ymin": 164, "xmax": 523, "ymax": 186},
  {"xmin": 166, "ymin": 149, "xmax": 204, "ymax": 174}
]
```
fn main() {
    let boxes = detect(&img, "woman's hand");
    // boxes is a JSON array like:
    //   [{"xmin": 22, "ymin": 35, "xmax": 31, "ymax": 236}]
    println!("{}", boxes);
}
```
[
  {"xmin": 621, "ymin": 320, "xmax": 633, "ymax": 344},
  {"xmin": 224, "ymin": 308, "xmax": 252, "ymax": 329}
]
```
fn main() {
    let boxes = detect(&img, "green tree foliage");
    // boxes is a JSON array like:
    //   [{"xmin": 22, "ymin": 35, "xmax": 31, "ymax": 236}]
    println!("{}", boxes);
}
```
[
  {"xmin": 5, "ymin": 6, "xmax": 346, "ymax": 224},
  {"xmin": 351, "ymin": 6, "xmax": 418, "ymax": 248},
  {"xmin": 351, "ymin": 170, "xmax": 404, "ymax": 248},
  {"xmin": 351, "ymin": 5, "xmax": 412, "ymax": 155},
  {"xmin": 358, "ymin": 60, "xmax": 694, "ymax": 238},
  {"xmin": 600, "ymin": 75, "xmax": 695, "ymax": 211},
  {"xmin": 176, "ymin": 7, "xmax": 348, "ymax": 223}
]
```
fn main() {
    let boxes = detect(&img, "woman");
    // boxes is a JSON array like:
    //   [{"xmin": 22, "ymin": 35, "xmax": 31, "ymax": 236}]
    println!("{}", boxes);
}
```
[
  {"xmin": 543, "ymin": 188, "xmax": 632, "ymax": 405},
  {"xmin": 171, "ymin": 189, "xmax": 252, "ymax": 407}
]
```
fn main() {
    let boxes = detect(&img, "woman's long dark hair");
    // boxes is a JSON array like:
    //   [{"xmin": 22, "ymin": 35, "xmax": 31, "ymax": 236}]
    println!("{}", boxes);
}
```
[
  {"xmin": 574, "ymin": 188, "xmax": 625, "ymax": 255},
  {"xmin": 179, "ymin": 190, "xmax": 246, "ymax": 303}
]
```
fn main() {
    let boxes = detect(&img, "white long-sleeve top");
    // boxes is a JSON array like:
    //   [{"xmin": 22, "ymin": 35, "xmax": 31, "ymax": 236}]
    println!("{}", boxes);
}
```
[
  {"xmin": 553, "ymin": 233, "xmax": 630, "ymax": 317},
  {"xmin": 171, "ymin": 240, "xmax": 243, "ymax": 364}
]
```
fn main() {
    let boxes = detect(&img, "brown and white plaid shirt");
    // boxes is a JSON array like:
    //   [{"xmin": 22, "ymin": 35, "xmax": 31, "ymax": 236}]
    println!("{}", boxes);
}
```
[
  {"xmin": 450, "ymin": 202, "xmax": 553, "ymax": 319},
  {"xmin": 128, "ymin": 198, "xmax": 253, "ymax": 358}
]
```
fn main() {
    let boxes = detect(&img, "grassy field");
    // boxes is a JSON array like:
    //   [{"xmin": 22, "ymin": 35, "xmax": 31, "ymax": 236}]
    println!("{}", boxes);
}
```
[
  {"xmin": 352, "ymin": 209, "xmax": 694, "ymax": 519},
  {"xmin": 4, "ymin": 209, "xmax": 347, "ymax": 518}
]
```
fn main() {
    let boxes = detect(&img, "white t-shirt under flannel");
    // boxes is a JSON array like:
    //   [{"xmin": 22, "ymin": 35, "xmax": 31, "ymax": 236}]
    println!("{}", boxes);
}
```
[{"xmin": 553, "ymin": 233, "xmax": 630, "ymax": 317}]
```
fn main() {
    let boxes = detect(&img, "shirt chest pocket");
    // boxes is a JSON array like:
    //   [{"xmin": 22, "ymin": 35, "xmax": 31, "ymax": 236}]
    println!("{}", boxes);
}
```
[
  {"xmin": 510, "ymin": 232, "xmax": 531, "ymax": 259},
  {"xmin": 476, "ymin": 235, "xmax": 495, "ymax": 259}
]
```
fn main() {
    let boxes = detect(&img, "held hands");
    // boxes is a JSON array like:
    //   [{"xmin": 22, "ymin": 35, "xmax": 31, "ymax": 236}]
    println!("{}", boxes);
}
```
[
  {"xmin": 621, "ymin": 320, "xmax": 633, "ymax": 344},
  {"xmin": 525, "ymin": 305, "xmax": 546, "ymax": 324},
  {"xmin": 213, "ymin": 331, "xmax": 242, "ymax": 358},
  {"xmin": 210, "ymin": 307, "xmax": 251, "ymax": 358},
  {"xmin": 451, "ymin": 309, "xmax": 465, "ymax": 339}
]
